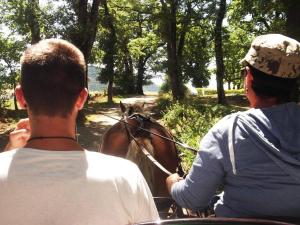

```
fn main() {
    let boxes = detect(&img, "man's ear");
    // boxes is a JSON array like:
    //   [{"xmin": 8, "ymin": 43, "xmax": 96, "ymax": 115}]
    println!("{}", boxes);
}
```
[
  {"xmin": 15, "ymin": 85, "xmax": 27, "ymax": 109},
  {"xmin": 245, "ymin": 68, "xmax": 253, "ymax": 90},
  {"xmin": 75, "ymin": 88, "xmax": 88, "ymax": 110},
  {"xmin": 247, "ymin": 70, "xmax": 254, "ymax": 81}
]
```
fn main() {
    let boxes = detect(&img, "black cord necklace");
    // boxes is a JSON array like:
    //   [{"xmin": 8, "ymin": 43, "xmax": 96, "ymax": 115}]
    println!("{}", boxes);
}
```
[{"xmin": 28, "ymin": 136, "xmax": 77, "ymax": 142}]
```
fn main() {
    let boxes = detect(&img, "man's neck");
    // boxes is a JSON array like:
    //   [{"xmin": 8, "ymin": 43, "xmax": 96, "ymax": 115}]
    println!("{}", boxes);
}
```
[
  {"xmin": 251, "ymin": 96, "xmax": 278, "ymax": 109},
  {"xmin": 24, "ymin": 115, "xmax": 83, "ymax": 151}
]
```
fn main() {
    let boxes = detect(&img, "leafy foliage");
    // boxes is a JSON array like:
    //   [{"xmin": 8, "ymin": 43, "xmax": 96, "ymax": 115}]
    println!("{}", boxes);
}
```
[
  {"xmin": 196, "ymin": 88, "xmax": 244, "ymax": 96},
  {"xmin": 0, "ymin": 0, "xmax": 300, "ymax": 104},
  {"xmin": 161, "ymin": 99, "xmax": 241, "ymax": 170},
  {"xmin": 182, "ymin": 26, "xmax": 212, "ymax": 88},
  {"xmin": 0, "ymin": 33, "xmax": 25, "ymax": 109}
]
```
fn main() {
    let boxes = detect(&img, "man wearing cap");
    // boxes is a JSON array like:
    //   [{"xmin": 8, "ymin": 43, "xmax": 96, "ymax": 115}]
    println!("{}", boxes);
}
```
[{"xmin": 166, "ymin": 34, "xmax": 300, "ymax": 219}]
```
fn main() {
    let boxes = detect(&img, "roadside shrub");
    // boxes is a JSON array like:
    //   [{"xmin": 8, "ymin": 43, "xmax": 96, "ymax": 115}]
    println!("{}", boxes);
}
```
[
  {"xmin": 196, "ymin": 88, "xmax": 244, "ymax": 96},
  {"xmin": 162, "ymin": 102, "xmax": 239, "ymax": 171},
  {"xmin": 159, "ymin": 80, "xmax": 189, "ymax": 97},
  {"xmin": 225, "ymin": 89, "xmax": 244, "ymax": 95},
  {"xmin": 159, "ymin": 82, "xmax": 170, "ymax": 94},
  {"xmin": 196, "ymin": 88, "xmax": 217, "ymax": 96}
]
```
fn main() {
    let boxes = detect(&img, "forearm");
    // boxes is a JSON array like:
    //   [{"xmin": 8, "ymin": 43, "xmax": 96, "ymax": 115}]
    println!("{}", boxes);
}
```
[
  {"xmin": 170, "ymin": 173, "xmax": 220, "ymax": 210},
  {"xmin": 170, "ymin": 151, "xmax": 224, "ymax": 210}
]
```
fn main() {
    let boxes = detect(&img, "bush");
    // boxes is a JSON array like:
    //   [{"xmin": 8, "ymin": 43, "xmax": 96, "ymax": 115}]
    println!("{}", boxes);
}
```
[
  {"xmin": 162, "ymin": 101, "xmax": 240, "ymax": 171},
  {"xmin": 196, "ymin": 88, "xmax": 217, "ymax": 96},
  {"xmin": 159, "ymin": 82, "xmax": 170, "ymax": 94},
  {"xmin": 225, "ymin": 89, "xmax": 244, "ymax": 95},
  {"xmin": 196, "ymin": 88, "xmax": 244, "ymax": 96},
  {"xmin": 159, "ymin": 80, "xmax": 190, "ymax": 97}
]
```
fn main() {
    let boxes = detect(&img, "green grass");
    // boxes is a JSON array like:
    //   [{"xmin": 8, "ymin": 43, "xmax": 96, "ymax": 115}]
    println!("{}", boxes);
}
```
[
  {"xmin": 196, "ymin": 88, "xmax": 244, "ymax": 96},
  {"xmin": 2, "ymin": 99, "xmax": 15, "ymax": 110}
]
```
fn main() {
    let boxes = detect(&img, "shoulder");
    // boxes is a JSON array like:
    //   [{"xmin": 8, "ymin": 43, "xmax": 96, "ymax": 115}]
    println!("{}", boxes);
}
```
[
  {"xmin": 209, "ymin": 108, "xmax": 259, "ymax": 136},
  {"xmin": 0, "ymin": 149, "xmax": 19, "ymax": 162},
  {"xmin": 199, "ymin": 111, "xmax": 252, "ymax": 158},
  {"xmin": 84, "ymin": 150, "xmax": 141, "ymax": 177},
  {"xmin": 208, "ymin": 112, "xmax": 241, "ymax": 137},
  {"xmin": 0, "ymin": 149, "xmax": 19, "ymax": 177}
]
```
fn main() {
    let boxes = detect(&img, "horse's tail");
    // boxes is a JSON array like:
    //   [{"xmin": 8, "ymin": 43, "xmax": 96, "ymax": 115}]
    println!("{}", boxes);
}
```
[{"xmin": 126, "ymin": 138, "xmax": 155, "ymax": 193}]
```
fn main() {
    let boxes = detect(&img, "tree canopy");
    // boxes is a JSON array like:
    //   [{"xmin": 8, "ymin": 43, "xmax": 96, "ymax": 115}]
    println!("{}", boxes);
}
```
[{"xmin": 0, "ymin": 0, "xmax": 299, "ymax": 104}]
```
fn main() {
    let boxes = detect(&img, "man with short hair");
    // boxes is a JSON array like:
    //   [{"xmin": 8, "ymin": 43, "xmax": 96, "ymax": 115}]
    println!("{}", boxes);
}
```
[
  {"xmin": 1, "ymin": 39, "xmax": 159, "ymax": 225},
  {"xmin": 166, "ymin": 34, "xmax": 300, "ymax": 220}
]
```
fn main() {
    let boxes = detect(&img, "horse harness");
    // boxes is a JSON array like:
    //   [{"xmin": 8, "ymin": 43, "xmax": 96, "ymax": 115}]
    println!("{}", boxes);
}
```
[{"xmin": 122, "ymin": 113, "xmax": 184, "ymax": 176}]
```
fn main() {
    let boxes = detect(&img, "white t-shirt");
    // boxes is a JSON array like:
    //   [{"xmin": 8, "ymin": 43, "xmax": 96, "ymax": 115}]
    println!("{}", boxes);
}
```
[{"xmin": 0, "ymin": 148, "xmax": 159, "ymax": 225}]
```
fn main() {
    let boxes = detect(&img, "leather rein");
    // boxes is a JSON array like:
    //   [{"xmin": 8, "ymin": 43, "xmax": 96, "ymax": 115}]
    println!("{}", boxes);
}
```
[
  {"xmin": 96, "ymin": 111, "xmax": 198, "ymax": 153},
  {"xmin": 122, "ymin": 113, "xmax": 184, "ymax": 176}
]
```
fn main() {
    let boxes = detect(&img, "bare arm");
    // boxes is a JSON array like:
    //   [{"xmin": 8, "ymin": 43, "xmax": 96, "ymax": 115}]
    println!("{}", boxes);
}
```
[{"xmin": 4, "ymin": 118, "xmax": 31, "ymax": 151}]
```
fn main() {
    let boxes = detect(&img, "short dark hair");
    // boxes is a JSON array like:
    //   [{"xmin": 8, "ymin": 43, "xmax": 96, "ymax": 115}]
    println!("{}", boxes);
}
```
[
  {"xmin": 20, "ymin": 39, "xmax": 86, "ymax": 117},
  {"xmin": 249, "ymin": 65, "xmax": 299, "ymax": 103}
]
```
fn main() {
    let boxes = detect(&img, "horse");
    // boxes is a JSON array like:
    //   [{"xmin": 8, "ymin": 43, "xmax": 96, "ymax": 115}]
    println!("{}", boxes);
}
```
[{"xmin": 99, "ymin": 102, "xmax": 184, "ymax": 210}]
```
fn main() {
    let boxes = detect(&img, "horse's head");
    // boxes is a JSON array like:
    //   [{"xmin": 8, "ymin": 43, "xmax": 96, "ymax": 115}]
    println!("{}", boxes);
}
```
[
  {"xmin": 120, "ymin": 101, "xmax": 145, "ymax": 117},
  {"xmin": 101, "ymin": 102, "xmax": 184, "ymax": 201}
]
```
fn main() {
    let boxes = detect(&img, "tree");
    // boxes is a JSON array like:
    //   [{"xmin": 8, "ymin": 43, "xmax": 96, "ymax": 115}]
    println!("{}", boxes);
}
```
[
  {"xmin": 127, "ymin": 5, "xmax": 162, "ymax": 95},
  {"xmin": 0, "ymin": 35, "xmax": 25, "ymax": 110},
  {"xmin": 0, "ymin": 0, "xmax": 59, "ymax": 43},
  {"xmin": 49, "ymin": 0, "xmax": 102, "ymax": 102},
  {"xmin": 214, "ymin": 0, "xmax": 227, "ymax": 105},
  {"xmin": 228, "ymin": 0, "xmax": 286, "ymax": 36},
  {"xmin": 158, "ymin": 0, "xmax": 193, "ymax": 100},
  {"xmin": 57, "ymin": 0, "xmax": 101, "ymax": 90},
  {"xmin": 226, "ymin": 0, "xmax": 288, "ymax": 91},
  {"xmin": 222, "ymin": 28, "xmax": 251, "ymax": 90},
  {"xmin": 181, "ymin": 25, "xmax": 213, "ymax": 88},
  {"xmin": 96, "ymin": 0, "xmax": 163, "ymax": 99},
  {"xmin": 98, "ymin": 0, "xmax": 117, "ymax": 103},
  {"xmin": 26, "ymin": 0, "xmax": 41, "ymax": 43},
  {"xmin": 284, "ymin": 0, "xmax": 300, "ymax": 41}
]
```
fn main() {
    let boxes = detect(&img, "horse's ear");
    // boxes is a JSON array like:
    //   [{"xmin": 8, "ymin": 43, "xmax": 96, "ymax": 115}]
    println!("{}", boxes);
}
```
[
  {"xmin": 120, "ymin": 101, "xmax": 126, "ymax": 113},
  {"xmin": 141, "ymin": 102, "xmax": 145, "ymax": 109}
]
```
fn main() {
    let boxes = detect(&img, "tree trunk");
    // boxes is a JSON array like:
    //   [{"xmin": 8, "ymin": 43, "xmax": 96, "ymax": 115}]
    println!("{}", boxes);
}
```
[
  {"xmin": 160, "ymin": 0, "xmax": 185, "ymax": 100},
  {"xmin": 124, "ymin": 53, "xmax": 135, "ymax": 94},
  {"xmin": 136, "ymin": 57, "xmax": 145, "ymax": 95},
  {"xmin": 71, "ymin": 0, "xmax": 101, "ymax": 90},
  {"xmin": 214, "ymin": 0, "xmax": 227, "ymax": 105},
  {"xmin": 101, "ymin": 0, "xmax": 116, "ymax": 103},
  {"xmin": 26, "ymin": 0, "xmax": 41, "ymax": 44},
  {"xmin": 167, "ymin": 41, "xmax": 184, "ymax": 100},
  {"xmin": 13, "ymin": 79, "xmax": 18, "ymax": 110},
  {"xmin": 73, "ymin": 0, "xmax": 101, "ymax": 62},
  {"xmin": 107, "ymin": 79, "xmax": 113, "ymax": 104},
  {"xmin": 71, "ymin": 0, "xmax": 101, "ymax": 123},
  {"xmin": 286, "ymin": 0, "xmax": 300, "ymax": 42}
]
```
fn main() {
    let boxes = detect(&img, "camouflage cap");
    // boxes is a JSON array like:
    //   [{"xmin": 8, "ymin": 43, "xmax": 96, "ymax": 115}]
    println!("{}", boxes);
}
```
[{"xmin": 240, "ymin": 34, "xmax": 300, "ymax": 78}]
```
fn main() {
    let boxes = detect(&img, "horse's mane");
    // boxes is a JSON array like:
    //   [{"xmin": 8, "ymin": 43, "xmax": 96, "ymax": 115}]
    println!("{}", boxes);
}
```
[{"xmin": 126, "ymin": 138, "xmax": 155, "ymax": 193}]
